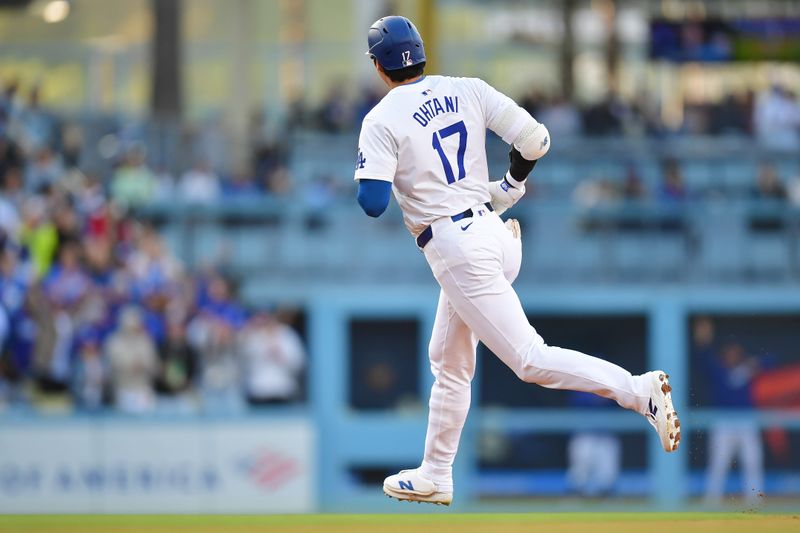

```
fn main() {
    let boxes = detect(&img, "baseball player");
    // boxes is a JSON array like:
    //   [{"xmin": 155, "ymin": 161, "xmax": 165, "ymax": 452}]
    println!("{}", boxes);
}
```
[{"xmin": 354, "ymin": 16, "xmax": 680, "ymax": 506}]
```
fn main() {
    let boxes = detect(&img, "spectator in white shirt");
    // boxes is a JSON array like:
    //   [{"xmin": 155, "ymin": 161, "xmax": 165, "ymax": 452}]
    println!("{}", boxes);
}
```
[
  {"xmin": 238, "ymin": 310, "xmax": 306, "ymax": 405},
  {"xmin": 178, "ymin": 160, "xmax": 221, "ymax": 204},
  {"xmin": 754, "ymin": 85, "xmax": 800, "ymax": 151},
  {"xmin": 105, "ymin": 306, "xmax": 159, "ymax": 414}
]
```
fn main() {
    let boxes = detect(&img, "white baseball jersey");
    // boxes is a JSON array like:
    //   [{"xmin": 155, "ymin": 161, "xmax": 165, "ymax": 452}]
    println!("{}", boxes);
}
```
[{"xmin": 354, "ymin": 75, "xmax": 528, "ymax": 237}]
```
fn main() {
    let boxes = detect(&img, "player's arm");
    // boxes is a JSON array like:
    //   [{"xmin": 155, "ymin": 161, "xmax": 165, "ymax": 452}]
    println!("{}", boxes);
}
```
[
  {"xmin": 357, "ymin": 179, "xmax": 392, "ymax": 217},
  {"xmin": 354, "ymin": 117, "xmax": 397, "ymax": 218},
  {"xmin": 474, "ymin": 79, "xmax": 550, "ymax": 214},
  {"xmin": 490, "ymin": 142, "xmax": 545, "ymax": 215}
]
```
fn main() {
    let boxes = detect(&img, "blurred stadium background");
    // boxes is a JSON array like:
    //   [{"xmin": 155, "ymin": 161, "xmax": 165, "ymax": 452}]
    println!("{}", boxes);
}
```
[{"xmin": 0, "ymin": 0, "xmax": 799, "ymax": 517}]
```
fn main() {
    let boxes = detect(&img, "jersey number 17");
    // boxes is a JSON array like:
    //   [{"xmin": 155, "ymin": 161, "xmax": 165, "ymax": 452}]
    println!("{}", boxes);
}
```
[{"xmin": 431, "ymin": 120, "xmax": 467, "ymax": 185}]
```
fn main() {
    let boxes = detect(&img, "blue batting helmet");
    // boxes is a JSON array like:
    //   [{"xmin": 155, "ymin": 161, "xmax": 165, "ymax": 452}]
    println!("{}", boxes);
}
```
[{"xmin": 366, "ymin": 16, "xmax": 426, "ymax": 71}]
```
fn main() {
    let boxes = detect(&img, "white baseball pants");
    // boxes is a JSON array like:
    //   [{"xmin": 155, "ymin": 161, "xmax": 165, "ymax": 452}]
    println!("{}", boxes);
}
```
[{"xmin": 418, "ymin": 208, "xmax": 652, "ymax": 489}]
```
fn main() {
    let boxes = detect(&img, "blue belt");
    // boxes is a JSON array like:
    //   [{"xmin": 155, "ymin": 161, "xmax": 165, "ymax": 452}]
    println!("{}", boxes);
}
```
[{"xmin": 416, "ymin": 202, "xmax": 494, "ymax": 249}]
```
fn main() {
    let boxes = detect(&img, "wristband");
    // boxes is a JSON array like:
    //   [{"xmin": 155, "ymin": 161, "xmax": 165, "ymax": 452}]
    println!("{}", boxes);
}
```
[
  {"xmin": 500, "ymin": 173, "xmax": 522, "ymax": 191},
  {"xmin": 508, "ymin": 145, "xmax": 537, "ymax": 183}
]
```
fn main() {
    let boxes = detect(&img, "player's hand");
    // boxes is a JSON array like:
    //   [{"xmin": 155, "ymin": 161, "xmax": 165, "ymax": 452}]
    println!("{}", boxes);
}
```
[{"xmin": 489, "ymin": 173, "xmax": 525, "ymax": 216}]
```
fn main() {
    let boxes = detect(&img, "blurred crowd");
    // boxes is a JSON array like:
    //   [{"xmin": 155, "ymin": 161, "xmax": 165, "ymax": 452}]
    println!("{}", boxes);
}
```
[
  {"xmin": 294, "ymin": 81, "xmax": 800, "ymax": 212},
  {"xmin": 4, "ymin": 78, "xmax": 800, "ymax": 223},
  {"xmin": 521, "ymin": 84, "xmax": 800, "ymax": 147},
  {"xmin": 0, "ymin": 82, "xmax": 307, "ymax": 415},
  {"xmin": 289, "ymin": 80, "xmax": 800, "ymax": 149},
  {"xmin": 570, "ymin": 159, "xmax": 800, "ymax": 211}
]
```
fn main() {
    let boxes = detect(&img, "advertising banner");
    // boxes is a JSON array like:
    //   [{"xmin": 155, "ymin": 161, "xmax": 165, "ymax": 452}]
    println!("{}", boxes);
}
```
[{"xmin": 0, "ymin": 419, "xmax": 315, "ymax": 513}]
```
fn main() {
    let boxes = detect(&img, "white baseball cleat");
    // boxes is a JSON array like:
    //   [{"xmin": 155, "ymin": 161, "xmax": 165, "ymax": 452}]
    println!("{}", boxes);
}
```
[
  {"xmin": 383, "ymin": 469, "xmax": 453, "ymax": 506},
  {"xmin": 644, "ymin": 371, "xmax": 681, "ymax": 452}
]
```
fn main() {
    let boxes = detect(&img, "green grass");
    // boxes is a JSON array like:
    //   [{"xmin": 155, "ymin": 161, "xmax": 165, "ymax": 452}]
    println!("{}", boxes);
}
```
[{"xmin": 1, "ymin": 513, "xmax": 799, "ymax": 533}]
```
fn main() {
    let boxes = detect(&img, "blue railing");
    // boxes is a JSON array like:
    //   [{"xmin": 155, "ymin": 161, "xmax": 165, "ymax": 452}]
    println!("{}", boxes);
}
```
[{"xmin": 133, "ymin": 198, "xmax": 800, "ymax": 294}]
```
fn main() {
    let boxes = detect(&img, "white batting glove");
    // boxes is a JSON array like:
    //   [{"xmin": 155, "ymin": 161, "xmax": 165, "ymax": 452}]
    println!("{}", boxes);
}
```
[{"xmin": 489, "ymin": 172, "xmax": 525, "ymax": 216}]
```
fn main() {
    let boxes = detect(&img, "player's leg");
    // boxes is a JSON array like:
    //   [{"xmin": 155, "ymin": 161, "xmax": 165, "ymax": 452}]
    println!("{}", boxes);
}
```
[
  {"xmin": 420, "ymin": 215, "xmax": 525, "ymax": 474},
  {"xmin": 383, "ymin": 289, "xmax": 475, "ymax": 505},
  {"xmin": 425, "ymin": 218, "xmax": 648, "ymax": 413},
  {"xmin": 424, "ymin": 215, "xmax": 679, "ymax": 451},
  {"xmin": 420, "ymin": 289, "xmax": 477, "ymax": 487}
]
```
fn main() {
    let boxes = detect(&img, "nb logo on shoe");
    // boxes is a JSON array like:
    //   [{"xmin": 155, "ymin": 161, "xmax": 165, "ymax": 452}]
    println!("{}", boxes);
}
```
[
  {"xmin": 647, "ymin": 398, "xmax": 658, "ymax": 419},
  {"xmin": 398, "ymin": 480, "xmax": 415, "ymax": 491}
]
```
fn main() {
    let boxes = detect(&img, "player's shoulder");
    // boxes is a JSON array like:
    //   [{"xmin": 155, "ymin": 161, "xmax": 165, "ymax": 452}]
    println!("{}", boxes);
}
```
[
  {"xmin": 359, "ymin": 101, "xmax": 395, "ymax": 140},
  {"xmin": 438, "ymin": 75, "xmax": 489, "ymax": 88},
  {"xmin": 362, "ymin": 88, "xmax": 400, "ymax": 124},
  {"xmin": 358, "ymin": 75, "xmax": 490, "ymax": 127},
  {"xmin": 358, "ymin": 98, "xmax": 389, "ymax": 134},
  {"xmin": 361, "ymin": 104, "xmax": 383, "ymax": 124},
  {"xmin": 359, "ymin": 78, "xmax": 429, "ymax": 126},
  {"xmin": 435, "ymin": 76, "xmax": 495, "ymax": 102}
]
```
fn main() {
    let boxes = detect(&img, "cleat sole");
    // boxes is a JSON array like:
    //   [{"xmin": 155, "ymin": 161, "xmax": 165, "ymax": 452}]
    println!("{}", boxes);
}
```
[
  {"xmin": 383, "ymin": 485, "xmax": 452, "ymax": 506},
  {"xmin": 659, "ymin": 373, "xmax": 680, "ymax": 453},
  {"xmin": 649, "ymin": 372, "xmax": 681, "ymax": 453}
]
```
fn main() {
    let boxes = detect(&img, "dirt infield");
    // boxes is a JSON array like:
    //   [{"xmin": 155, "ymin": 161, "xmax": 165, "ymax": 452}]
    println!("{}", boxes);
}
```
[{"xmin": 1, "ymin": 513, "xmax": 798, "ymax": 533}]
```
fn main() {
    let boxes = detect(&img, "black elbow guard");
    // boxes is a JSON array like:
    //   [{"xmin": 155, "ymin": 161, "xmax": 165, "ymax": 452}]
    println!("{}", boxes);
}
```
[{"xmin": 507, "ymin": 146, "xmax": 538, "ymax": 183}]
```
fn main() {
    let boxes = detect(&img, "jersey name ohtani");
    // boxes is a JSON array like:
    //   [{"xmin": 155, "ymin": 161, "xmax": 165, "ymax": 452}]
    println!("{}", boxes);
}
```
[{"xmin": 412, "ymin": 96, "xmax": 459, "ymax": 127}]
